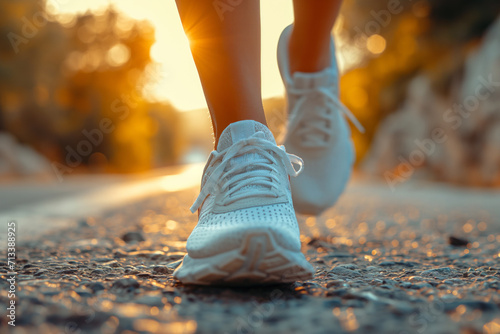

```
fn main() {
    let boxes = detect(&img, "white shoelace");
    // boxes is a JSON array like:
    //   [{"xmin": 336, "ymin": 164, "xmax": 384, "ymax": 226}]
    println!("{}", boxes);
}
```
[
  {"xmin": 190, "ymin": 132, "xmax": 303, "ymax": 213},
  {"xmin": 287, "ymin": 86, "xmax": 365, "ymax": 147}
]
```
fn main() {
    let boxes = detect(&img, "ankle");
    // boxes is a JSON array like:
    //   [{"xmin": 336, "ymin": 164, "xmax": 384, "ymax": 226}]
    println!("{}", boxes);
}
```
[{"xmin": 288, "ymin": 29, "xmax": 331, "ymax": 74}]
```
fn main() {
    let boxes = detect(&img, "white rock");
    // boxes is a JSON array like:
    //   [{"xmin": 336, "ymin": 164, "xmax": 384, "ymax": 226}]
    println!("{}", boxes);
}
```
[
  {"xmin": 0, "ymin": 132, "xmax": 52, "ymax": 178},
  {"xmin": 362, "ymin": 17, "xmax": 500, "ymax": 187}
]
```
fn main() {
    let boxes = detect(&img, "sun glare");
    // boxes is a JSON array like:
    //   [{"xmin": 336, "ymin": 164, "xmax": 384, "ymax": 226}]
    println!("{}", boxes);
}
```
[
  {"xmin": 46, "ymin": 1, "xmax": 358, "ymax": 112},
  {"xmin": 47, "ymin": 0, "xmax": 297, "ymax": 112}
]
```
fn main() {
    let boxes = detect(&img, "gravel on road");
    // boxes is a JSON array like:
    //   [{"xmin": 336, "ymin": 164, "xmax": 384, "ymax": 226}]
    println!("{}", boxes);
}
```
[{"xmin": 1, "ymin": 181, "xmax": 499, "ymax": 334}]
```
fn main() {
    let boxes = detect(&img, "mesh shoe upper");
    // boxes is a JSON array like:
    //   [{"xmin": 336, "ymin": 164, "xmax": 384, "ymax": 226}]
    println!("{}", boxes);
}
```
[
  {"xmin": 186, "ymin": 120, "xmax": 304, "ymax": 258},
  {"xmin": 277, "ymin": 24, "xmax": 364, "ymax": 215}
]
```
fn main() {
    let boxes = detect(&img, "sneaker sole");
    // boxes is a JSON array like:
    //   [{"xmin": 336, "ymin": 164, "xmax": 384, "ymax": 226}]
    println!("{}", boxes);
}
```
[{"xmin": 173, "ymin": 228, "xmax": 314, "ymax": 286}]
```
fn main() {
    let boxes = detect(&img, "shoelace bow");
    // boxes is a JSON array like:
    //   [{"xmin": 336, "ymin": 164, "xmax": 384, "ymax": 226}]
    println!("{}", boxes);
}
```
[
  {"xmin": 287, "ymin": 86, "xmax": 365, "ymax": 147},
  {"xmin": 190, "ymin": 132, "xmax": 303, "ymax": 213}
]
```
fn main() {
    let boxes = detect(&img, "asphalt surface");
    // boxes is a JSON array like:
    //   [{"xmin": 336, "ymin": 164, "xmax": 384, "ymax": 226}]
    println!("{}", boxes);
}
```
[{"xmin": 0, "ymin": 176, "xmax": 499, "ymax": 334}]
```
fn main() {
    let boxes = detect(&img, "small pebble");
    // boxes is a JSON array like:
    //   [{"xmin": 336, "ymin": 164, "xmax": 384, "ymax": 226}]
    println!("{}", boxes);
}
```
[
  {"xmin": 121, "ymin": 231, "xmax": 145, "ymax": 243},
  {"xmin": 448, "ymin": 236, "xmax": 470, "ymax": 247}
]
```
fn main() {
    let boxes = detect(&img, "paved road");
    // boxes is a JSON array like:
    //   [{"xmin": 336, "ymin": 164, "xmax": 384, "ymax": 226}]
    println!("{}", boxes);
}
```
[
  {"xmin": 0, "ymin": 171, "xmax": 499, "ymax": 333},
  {"xmin": 0, "ymin": 165, "xmax": 198, "ymax": 212}
]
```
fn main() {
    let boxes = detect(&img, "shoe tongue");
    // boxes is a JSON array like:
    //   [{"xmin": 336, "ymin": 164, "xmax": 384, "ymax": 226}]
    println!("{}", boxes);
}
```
[
  {"xmin": 291, "ymin": 67, "xmax": 335, "ymax": 89},
  {"xmin": 215, "ymin": 120, "xmax": 277, "ymax": 195},
  {"xmin": 216, "ymin": 120, "xmax": 275, "ymax": 152}
]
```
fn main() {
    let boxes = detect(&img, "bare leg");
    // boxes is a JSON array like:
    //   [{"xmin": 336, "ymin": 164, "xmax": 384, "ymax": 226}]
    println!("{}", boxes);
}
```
[
  {"xmin": 175, "ymin": 0, "xmax": 266, "ymax": 147},
  {"xmin": 289, "ymin": 0, "xmax": 343, "ymax": 73}
]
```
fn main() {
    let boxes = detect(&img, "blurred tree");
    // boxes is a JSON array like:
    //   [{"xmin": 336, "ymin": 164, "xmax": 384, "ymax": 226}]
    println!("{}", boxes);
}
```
[
  {"xmin": 338, "ymin": 0, "xmax": 500, "ymax": 185},
  {"xmin": 338, "ymin": 0, "xmax": 500, "ymax": 161},
  {"xmin": 0, "ymin": 0, "xmax": 182, "ymax": 175}
]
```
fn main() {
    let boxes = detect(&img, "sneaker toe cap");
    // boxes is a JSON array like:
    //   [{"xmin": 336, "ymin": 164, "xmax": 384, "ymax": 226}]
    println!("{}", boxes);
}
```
[{"xmin": 186, "ymin": 222, "xmax": 301, "ymax": 258}]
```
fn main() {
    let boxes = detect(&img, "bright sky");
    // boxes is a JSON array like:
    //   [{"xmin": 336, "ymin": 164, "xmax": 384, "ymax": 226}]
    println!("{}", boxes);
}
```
[{"xmin": 47, "ymin": 0, "xmax": 352, "ymax": 112}]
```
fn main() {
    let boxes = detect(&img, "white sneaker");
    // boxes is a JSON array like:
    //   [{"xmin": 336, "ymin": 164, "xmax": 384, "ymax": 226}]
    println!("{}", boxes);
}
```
[
  {"xmin": 173, "ymin": 120, "xmax": 314, "ymax": 285},
  {"xmin": 277, "ymin": 25, "xmax": 364, "ymax": 215}
]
